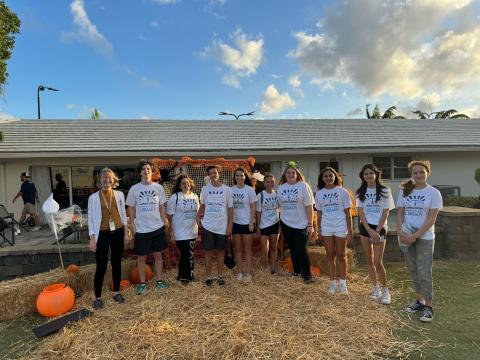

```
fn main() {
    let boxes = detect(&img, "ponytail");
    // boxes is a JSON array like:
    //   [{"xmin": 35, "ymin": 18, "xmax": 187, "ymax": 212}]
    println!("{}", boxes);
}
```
[{"xmin": 400, "ymin": 179, "xmax": 415, "ymax": 197}]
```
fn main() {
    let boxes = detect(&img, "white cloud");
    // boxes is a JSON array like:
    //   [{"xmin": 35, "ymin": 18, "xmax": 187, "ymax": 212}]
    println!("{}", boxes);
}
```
[
  {"xmin": 138, "ymin": 75, "xmax": 160, "ymax": 88},
  {"xmin": 61, "ymin": 0, "xmax": 113, "ymax": 58},
  {"xmin": 345, "ymin": 107, "xmax": 363, "ymax": 118},
  {"xmin": 288, "ymin": 75, "xmax": 301, "ymax": 88},
  {"xmin": 150, "ymin": 21, "xmax": 159, "ymax": 27},
  {"xmin": 0, "ymin": 112, "xmax": 18, "ymax": 122},
  {"xmin": 260, "ymin": 84, "xmax": 295, "ymax": 114},
  {"xmin": 415, "ymin": 92, "xmax": 441, "ymax": 113},
  {"xmin": 152, "ymin": 0, "xmax": 178, "ymax": 4},
  {"xmin": 202, "ymin": 29, "xmax": 263, "ymax": 87},
  {"xmin": 288, "ymin": 0, "xmax": 480, "ymax": 99},
  {"xmin": 66, "ymin": 103, "xmax": 77, "ymax": 110},
  {"xmin": 222, "ymin": 75, "xmax": 240, "ymax": 88},
  {"xmin": 139, "ymin": 113, "xmax": 151, "ymax": 120}
]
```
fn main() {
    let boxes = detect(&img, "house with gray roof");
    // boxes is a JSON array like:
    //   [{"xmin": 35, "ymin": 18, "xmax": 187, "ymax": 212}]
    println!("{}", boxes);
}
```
[{"xmin": 1, "ymin": 118, "xmax": 479, "ymax": 219}]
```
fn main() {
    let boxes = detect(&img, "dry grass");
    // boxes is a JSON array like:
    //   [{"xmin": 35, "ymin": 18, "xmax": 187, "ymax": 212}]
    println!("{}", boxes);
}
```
[{"xmin": 29, "ymin": 265, "xmax": 415, "ymax": 360}]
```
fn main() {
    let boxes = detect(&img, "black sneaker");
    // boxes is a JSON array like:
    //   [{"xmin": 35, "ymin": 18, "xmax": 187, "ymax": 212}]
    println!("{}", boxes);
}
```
[
  {"xmin": 92, "ymin": 298, "xmax": 103, "ymax": 310},
  {"xmin": 217, "ymin": 276, "xmax": 226, "ymax": 286},
  {"xmin": 303, "ymin": 277, "xmax": 314, "ymax": 284},
  {"xmin": 205, "ymin": 277, "xmax": 214, "ymax": 287},
  {"xmin": 113, "ymin": 293, "xmax": 125, "ymax": 304},
  {"xmin": 404, "ymin": 300, "xmax": 424, "ymax": 313},
  {"xmin": 420, "ymin": 306, "xmax": 434, "ymax": 322}
]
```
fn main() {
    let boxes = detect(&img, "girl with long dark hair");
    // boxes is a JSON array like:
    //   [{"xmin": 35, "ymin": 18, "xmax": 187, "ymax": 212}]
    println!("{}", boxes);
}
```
[{"xmin": 356, "ymin": 164, "xmax": 394, "ymax": 304}]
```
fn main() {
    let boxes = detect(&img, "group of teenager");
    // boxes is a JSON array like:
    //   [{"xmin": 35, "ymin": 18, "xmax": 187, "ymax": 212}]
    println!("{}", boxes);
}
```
[{"xmin": 87, "ymin": 158, "xmax": 442, "ymax": 323}]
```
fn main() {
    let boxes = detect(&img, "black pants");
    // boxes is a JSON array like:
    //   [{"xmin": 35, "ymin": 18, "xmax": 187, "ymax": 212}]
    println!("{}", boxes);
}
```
[
  {"xmin": 280, "ymin": 221, "xmax": 311, "ymax": 279},
  {"xmin": 94, "ymin": 228, "xmax": 124, "ymax": 297},
  {"xmin": 176, "ymin": 239, "xmax": 195, "ymax": 281}
]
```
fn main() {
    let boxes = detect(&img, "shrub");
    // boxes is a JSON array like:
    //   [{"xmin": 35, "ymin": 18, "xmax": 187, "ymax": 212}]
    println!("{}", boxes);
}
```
[{"xmin": 444, "ymin": 195, "xmax": 480, "ymax": 209}]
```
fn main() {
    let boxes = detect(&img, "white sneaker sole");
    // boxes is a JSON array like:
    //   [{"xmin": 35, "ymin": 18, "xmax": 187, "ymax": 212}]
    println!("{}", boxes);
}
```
[{"xmin": 419, "ymin": 316, "xmax": 433, "ymax": 322}]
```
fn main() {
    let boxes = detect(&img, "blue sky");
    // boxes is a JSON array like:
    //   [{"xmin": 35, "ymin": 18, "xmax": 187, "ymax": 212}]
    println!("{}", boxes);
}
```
[{"xmin": 1, "ymin": 0, "xmax": 480, "ymax": 120}]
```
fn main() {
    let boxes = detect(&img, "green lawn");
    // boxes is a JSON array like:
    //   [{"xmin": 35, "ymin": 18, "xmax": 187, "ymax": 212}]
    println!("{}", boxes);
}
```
[{"xmin": 380, "ymin": 260, "xmax": 480, "ymax": 360}]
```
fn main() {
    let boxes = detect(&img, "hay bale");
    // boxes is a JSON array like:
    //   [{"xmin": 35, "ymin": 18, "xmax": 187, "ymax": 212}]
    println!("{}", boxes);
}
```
[
  {"xmin": 0, "ymin": 259, "xmax": 136, "ymax": 322},
  {"xmin": 30, "ymin": 267, "xmax": 413, "ymax": 359},
  {"xmin": 283, "ymin": 246, "xmax": 355, "ymax": 276}
]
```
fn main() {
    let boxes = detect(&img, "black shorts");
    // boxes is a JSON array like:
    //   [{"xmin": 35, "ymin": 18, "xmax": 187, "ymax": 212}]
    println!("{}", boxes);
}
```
[
  {"xmin": 260, "ymin": 222, "xmax": 280, "ymax": 236},
  {"xmin": 359, "ymin": 222, "xmax": 387, "ymax": 237},
  {"xmin": 201, "ymin": 228, "xmax": 227, "ymax": 251},
  {"xmin": 135, "ymin": 227, "xmax": 168, "ymax": 256},
  {"xmin": 232, "ymin": 223, "xmax": 254, "ymax": 235}
]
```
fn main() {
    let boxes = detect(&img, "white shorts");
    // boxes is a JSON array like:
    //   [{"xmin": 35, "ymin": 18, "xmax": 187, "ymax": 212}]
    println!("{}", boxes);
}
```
[{"xmin": 321, "ymin": 230, "xmax": 347, "ymax": 238}]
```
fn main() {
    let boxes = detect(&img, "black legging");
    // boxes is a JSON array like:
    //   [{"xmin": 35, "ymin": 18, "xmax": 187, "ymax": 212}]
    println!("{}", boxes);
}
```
[
  {"xmin": 280, "ymin": 221, "xmax": 311, "ymax": 279},
  {"xmin": 94, "ymin": 228, "xmax": 124, "ymax": 297},
  {"xmin": 176, "ymin": 239, "xmax": 195, "ymax": 281}
]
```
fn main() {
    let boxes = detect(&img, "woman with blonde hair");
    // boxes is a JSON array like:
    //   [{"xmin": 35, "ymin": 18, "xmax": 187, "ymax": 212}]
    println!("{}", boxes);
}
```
[
  {"xmin": 88, "ymin": 168, "xmax": 128, "ymax": 310},
  {"xmin": 278, "ymin": 162, "xmax": 315, "ymax": 284},
  {"xmin": 397, "ymin": 160, "xmax": 442, "ymax": 322}
]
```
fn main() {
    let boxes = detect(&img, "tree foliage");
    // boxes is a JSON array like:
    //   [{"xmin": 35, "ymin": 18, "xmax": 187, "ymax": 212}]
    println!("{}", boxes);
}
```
[
  {"xmin": 90, "ymin": 108, "xmax": 100, "ymax": 120},
  {"xmin": 0, "ymin": 0, "xmax": 21, "ymax": 95},
  {"xmin": 366, "ymin": 104, "xmax": 405, "ymax": 119},
  {"xmin": 411, "ymin": 109, "xmax": 470, "ymax": 119}
]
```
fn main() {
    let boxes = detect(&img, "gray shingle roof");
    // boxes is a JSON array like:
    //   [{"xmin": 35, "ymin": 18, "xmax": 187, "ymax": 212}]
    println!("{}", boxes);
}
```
[{"xmin": 1, "ymin": 119, "xmax": 479, "ymax": 155}]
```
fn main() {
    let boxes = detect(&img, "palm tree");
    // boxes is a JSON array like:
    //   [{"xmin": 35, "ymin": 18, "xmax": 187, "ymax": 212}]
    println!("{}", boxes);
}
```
[
  {"xmin": 411, "ymin": 109, "xmax": 469, "ymax": 119},
  {"xmin": 366, "ymin": 104, "xmax": 405, "ymax": 119},
  {"xmin": 90, "ymin": 108, "xmax": 100, "ymax": 120}
]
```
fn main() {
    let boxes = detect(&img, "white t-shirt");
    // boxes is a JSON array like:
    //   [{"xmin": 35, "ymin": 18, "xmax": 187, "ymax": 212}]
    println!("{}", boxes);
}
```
[
  {"xmin": 397, "ymin": 185, "xmax": 443, "ymax": 240},
  {"xmin": 231, "ymin": 185, "xmax": 257, "ymax": 225},
  {"xmin": 356, "ymin": 187, "xmax": 395, "ymax": 226},
  {"xmin": 256, "ymin": 190, "xmax": 280, "ymax": 229},
  {"xmin": 200, "ymin": 183, "xmax": 234, "ymax": 235},
  {"xmin": 126, "ymin": 182, "xmax": 167, "ymax": 234},
  {"xmin": 278, "ymin": 181, "xmax": 314, "ymax": 229},
  {"xmin": 167, "ymin": 192, "xmax": 200, "ymax": 241},
  {"xmin": 315, "ymin": 186, "xmax": 351, "ymax": 234}
]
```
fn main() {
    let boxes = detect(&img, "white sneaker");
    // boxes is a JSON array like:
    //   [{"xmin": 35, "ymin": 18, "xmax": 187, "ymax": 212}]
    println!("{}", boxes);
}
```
[
  {"xmin": 31, "ymin": 226, "xmax": 41, "ymax": 232},
  {"xmin": 327, "ymin": 283, "xmax": 337, "ymax": 295},
  {"xmin": 243, "ymin": 273, "xmax": 252, "ymax": 282},
  {"xmin": 236, "ymin": 272, "xmax": 243, "ymax": 281},
  {"xmin": 380, "ymin": 288, "xmax": 391, "ymax": 305},
  {"xmin": 339, "ymin": 282, "xmax": 349, "ymax": 294},
  {"xmin": 370, "ymin": 285, "xmax": 380, "ymax": 301}
]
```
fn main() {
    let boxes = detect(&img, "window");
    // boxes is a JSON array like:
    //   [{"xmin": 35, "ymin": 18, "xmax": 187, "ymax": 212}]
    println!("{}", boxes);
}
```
[
  {"xmin": 320, "ymin": 159, "xmax": 339, "ymax": 172},
  {"xmin": 372, "ymin": 156, "xmax": 411, "ymax": 180}
]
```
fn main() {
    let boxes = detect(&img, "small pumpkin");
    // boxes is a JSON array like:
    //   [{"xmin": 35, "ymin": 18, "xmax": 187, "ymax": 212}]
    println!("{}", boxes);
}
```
[
  {"xmin": 281, "ymin": 256, "xmax": 294, "ymax": 273},
  {"xmin": 130, "ymin": 265, "xmax": 154, "ymax": 284},
  {"xmin": 66, "ymin": 264, "xmax": 79, "ymax": 274},
  {"xmin": 310, "ymin": 265, "xmax": 321, "ymax": 277},
  {"xmin": 110, "ymin": 279, "xmax": 132, "ymax": 291}
]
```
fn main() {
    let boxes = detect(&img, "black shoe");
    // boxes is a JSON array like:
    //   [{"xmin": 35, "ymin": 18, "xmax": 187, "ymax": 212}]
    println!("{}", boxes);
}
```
[
  {"xmin": 420, "ymin": 306, "xmax": 434, "ymax": 322},
  {"xmin": 303, "ymin": 277, "xmax": 314, "ymax": 284},
  {"xmin": 205, "ymin": 278, "xmax": 214, "ymax": 287},
  {"xmin": 404, "ymin": 300, "xmax": 424, "ymax": 313},
  {"xmin": 113, "ymin": 293, "xmax": 125, "ymax": 304},
  {"xmin": 92, "ymin": 298, "xmax": 103, "ymax": 310},
  {"xmin": 217, "ymin": 276, "xmax": 226, "ymax": 286},
  {"xmin": 179, "ymin": 278, "xmax": 190, "ymax": 285}
]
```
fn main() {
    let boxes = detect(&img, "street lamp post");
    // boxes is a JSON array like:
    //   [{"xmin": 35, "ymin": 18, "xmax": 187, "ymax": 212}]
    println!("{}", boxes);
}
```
[
  {"xmin": 37, "ymin": 85, "xmax": 59, "ymax": 119},
  {"xmin": 219, "ymin": 111, "xmax": 255, "ymax": 120}
]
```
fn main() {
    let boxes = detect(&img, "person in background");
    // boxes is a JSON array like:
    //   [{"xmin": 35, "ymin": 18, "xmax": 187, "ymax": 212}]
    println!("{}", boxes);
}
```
[
  {"xmin": 54, "ymin": 173, "xmax": 68, "ymax": 209},
  {"xmin": 88, "ymin": 168, "xmax": 129, "ymax": 310},
  {"xmin": 12, "ymin": 172, "xmax": 41, "ymax": 231},
  {"xmin": 397, "ymin": 160, "xmax": 442, "ymax": 322}
]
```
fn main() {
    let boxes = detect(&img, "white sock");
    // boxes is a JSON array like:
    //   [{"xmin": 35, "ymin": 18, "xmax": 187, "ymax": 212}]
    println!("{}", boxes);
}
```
[
  {"xmin": 339, "ymin": 279, "xmax": 347, "ymax": 286},
  {"xmin": 330, "ymin": 280, "xmax": 337, "ymax": 287},
  {"xmin": 419, "ymin": 299, "xmax": 426, "ymax": 305}
]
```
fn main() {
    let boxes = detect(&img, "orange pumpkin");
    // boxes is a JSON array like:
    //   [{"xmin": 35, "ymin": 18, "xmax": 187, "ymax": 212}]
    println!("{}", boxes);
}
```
[
  {"xmin": 66, "ymin": 264, "xmax": 79, "ymax": 274},
  {"xmin": 130, "ymin": 265, "xmax": 154, "ymax": 284},
  {"xmin": 36, "ymin": 283, "xmax": 75, "ymax": 317},
  {"xmin": 281, "ymin": 256, "xmax": 294, "ymax": 272},
  {"xmin": 110, "ymin": 279, "xmax": 132, "ymax": 291},
  {"xmin": 310, "ymin": 266, "xmax": 321, "ymax": 277}
]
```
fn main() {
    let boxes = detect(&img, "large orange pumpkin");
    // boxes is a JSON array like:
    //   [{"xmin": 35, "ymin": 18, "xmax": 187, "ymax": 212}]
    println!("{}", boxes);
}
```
[
  {"xmin": 110, "ymin": 279, "xmax": 132, "ymax": 291},
  {"xmin": 281, "ymin": 256, "xmax": 294, "ymax": 273},
  {"xmin": 36, "ymin": 283, "xmax": 75, "ymax": 317},
  {"xmin": 310, "ymin": 266, "xmax": 321, "ymax": 277},
  {"xmin": 66, "ymin": 264, "xmax": 79, "ymax": 274},
  {"xmin": 130, "ymin": 265, "xmax": 154, "ymax": 284}
]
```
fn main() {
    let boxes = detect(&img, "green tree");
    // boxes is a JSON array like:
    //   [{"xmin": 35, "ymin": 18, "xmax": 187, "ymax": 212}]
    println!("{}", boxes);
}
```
[
  {"xmin": 90, "ymin": 108, "xmax": 100, "ymax": 120},
  {"xmin": 412, "ymin": 109, "xmax": 470, "ymax": 119},
  {"xmin": 366, "ymin": 104, "xmax": 405, "ymax": 119},
  {"xmin": 0, "ymin": 0, "xmax": 21, "ymax": 95}
]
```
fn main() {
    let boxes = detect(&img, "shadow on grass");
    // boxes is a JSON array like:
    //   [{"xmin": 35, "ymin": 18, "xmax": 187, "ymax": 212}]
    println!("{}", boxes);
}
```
[{"xmin": 0, "ymin": 313, "xmax": 44, "ymax": 360}]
